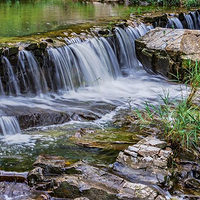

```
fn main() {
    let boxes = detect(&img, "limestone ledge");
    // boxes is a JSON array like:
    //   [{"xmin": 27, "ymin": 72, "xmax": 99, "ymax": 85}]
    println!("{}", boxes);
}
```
[{"xmin": 135, "ymin": 27, "xmax": 200, "ymax": 79}]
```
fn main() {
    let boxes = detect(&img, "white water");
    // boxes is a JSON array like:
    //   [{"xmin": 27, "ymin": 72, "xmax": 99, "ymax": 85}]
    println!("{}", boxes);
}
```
[
  {"xmin": 0, "ymin": 116, "xmax": 21, "ymax": 135},
  {"xmin": 166, "ymin": 11, "xmax": 200, "ymax": 30},
  {"xmin": 0, "ymin": 69, "xmax": 186, "ymax": 142},
  {"xmin": 0, "ymin": 24, "xmax": 187, "ymax": 139}
]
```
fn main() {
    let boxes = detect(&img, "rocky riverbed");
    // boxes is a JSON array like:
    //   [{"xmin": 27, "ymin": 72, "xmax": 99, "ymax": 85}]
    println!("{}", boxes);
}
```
[{"xmin": 1, "ymin": 132, "xmax": 200, "ymax": 200}]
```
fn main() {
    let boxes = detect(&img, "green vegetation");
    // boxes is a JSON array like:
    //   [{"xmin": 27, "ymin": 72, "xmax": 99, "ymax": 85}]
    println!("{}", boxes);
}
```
[
  {"xmin": 184, "ymin": 0, "xmax": 200, "ymax": 7},
  {"xmin": 135, "ymin": 60, "xmax": 200, "ymax": 155}
]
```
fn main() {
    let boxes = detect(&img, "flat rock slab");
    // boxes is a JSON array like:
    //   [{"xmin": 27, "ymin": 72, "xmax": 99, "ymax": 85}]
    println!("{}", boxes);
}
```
[{"xmin": 135, "ymin": 27, "xmax": 200, "ymax": 78}]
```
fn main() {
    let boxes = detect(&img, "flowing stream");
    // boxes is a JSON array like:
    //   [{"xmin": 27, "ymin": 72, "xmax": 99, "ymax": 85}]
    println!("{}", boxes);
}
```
[
  {"xmin": 0, "ymin": 23, "xmax": 187, "ymax": 173},
  {"xmin": 0, "ymin": 5, "xmax": 194, "ymax": 199}
]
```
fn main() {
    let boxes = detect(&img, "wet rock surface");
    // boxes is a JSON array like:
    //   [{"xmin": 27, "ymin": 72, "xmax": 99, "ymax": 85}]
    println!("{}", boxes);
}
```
[
  {"xmin": 27, "ymin": 155, "xmax": 162, "ymax": 199},
  {"xmin": 17, "ymin": 111, "xmax": 71, "ymax": 129},
  {"xmin": 135, "ymin": 27, "xmax": 200, "ymax": 79},
  {"xmin": 0, "ymin": 100, "xmax": 116, "ymax": 130},
  {"xmin": 172, "ymin": 158, "xmax": 200, "ymax": 198},
  {"xmin": 0, "ymin": 182, "xmax": 49, "ymax": 200},
  {"xmin": 70, "ymin": 127, "xmax": 141, "ymax": 150},
  {"xmin": 0, "ymin": 171, "xmax": 27, "ymax": 182},
  {"xmin": 2, "ymin": 135, "xmax": 200, "ymax": 199}
]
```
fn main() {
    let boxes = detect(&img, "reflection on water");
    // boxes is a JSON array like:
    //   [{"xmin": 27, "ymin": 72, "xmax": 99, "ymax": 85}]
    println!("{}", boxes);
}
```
[
  {"xmin": 0, "ymin": 0, "xmax": 122, "ymax": 37},
  {"xmin": 0, "ymin": 0, "xmax": 164, "ymax": 37}
]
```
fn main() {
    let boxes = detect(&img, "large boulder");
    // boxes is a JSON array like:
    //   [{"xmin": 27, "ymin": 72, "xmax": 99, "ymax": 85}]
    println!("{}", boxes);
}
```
[{"xmin": 135, "ymin": 27, "xmax": 200, "ymax": 79}]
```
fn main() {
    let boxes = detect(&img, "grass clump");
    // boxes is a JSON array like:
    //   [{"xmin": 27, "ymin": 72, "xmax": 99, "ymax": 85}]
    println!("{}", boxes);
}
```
[{"xmin": 135, "ymin": 60, "xmax": 200, "ymax": 154}]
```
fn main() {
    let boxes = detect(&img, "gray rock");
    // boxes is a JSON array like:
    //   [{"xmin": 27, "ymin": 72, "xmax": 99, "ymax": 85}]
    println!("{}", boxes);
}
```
[
  {"xmin": 27, "ymin": 167, "xmax": 44, "ymax": 186},
  {"xmin": 38, "ymin": 42, "xmax": 48, "ymax": 50},
  {"xmin": 113, "ymin": 136, "xmax": 172, "ymax": 185},
  {"xmin": 8, "ymin": 47, "xmax": 19, "ymax": 56},
  {"xmin": 28, "ymin": 156, "xmax": 161, "ymax": 199},
  {"xmin": 135, "ymin": 28, "xmax": 200, "ymax": 79},
  {"xmin": 128, "ymin": 146, "xmax": 139, "ymax": 153}
]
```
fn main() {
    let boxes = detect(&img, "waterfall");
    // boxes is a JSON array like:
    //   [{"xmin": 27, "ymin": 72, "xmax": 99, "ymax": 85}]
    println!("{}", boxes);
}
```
[
  {"xmin": 124, "ymin": 24, "xmax": 152, "ymax": 70},
  {"xmin": 165, "ymin": 10, "xmax": 200, "ymax": 30},
  {"xmin": 190, "ymin": 11, "xmax": 200, "ymax": 29},
  {"xmin": 69, "ymin": 42, "xmax": 113, "ymax": 85},
  {"xmin": 0, "ymin": 23, "xmax": 150, "ymax": 96},
  {"xmin": 65, "ymin": 37, "xmax": 83, "ymax": 45},
  {"xmin": 2, "ymin": 57, "xmax": 20, "ymax": 96},
  {"xmin": 88, "ymin": 37, "xmax": 121, "ymax": 78},
  {"xmin": 47, "ymin": 46, "xmax": 78, "ymax": 92},
  {"xmin": 167, "ymin": 18, "xmax": 183, "ymax": 29},
  {"xmin": 114, "ymin": 27, "xmax": 138, "ymax": 70},
  {"xmin": 18, "ymin": 50, "xmax": 48, "ymax": 95},
  {"xmin": 0, "ymin": 116, "xmax": 21, "ymax": 135},
  {"xmin": 184, "ymin": 13, "xmax": 195, "ymax": 29},
  {"xmin": 0, "ymin": 76, "xmax": 5, "ymax": 96},
  {"xmin": 47, "ymin": 41, "xmax": 115, "ymax": 93},
  {"xmin": 112, "ymin": 24, "xmax": 151, "ymax": 72}
]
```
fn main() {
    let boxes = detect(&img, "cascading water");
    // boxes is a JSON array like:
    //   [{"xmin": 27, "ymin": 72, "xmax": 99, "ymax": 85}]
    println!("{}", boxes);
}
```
[
  {"xmin": 184, "ymin": 13, "xmax": 195, "ymax": 29},
  {"xmin": 1, "ymin": 57, "xmax": 20, "ymax": 96},
  {"xmin": 0, "ymin": 116, "xmax": 21, "ymax": 135},
  {"xmin": 0, "ymin": 24, "xmax": 150, "ymax": 97},
  {"xmin": 18, "ymin": 50, "xmax": 48, "ymax": 95},
  {"xmin": 114, "ymin": 27, "xmax": 139, "ymax": 70},
  {"xmin": 65, "ymin": 37, "xmax": 83, "ymax": 45},
  {"xmin": 166, "ymin": 10, "xmax": 200, "ymax": 30},
  {"xmin": 124, "ymin": 24, "xmax": 152, "ymax": 70},
  {"xmin": 111, "ymin": 24, "xmax": 150, "ymax": 72},
  {"xmin": 167, "ymin": 17, "xmax": 183, "ymax": 29},
  {"xmin": 0, "ymin": 23, "xmax": 153, "ymax": 137},
  {"xmin": 190, "ymin": 11, "xmax": 200, "ymax": 29},
  {"xmin": 0, "ymin": 22, "xmax": 189, "ymax": 200},
  {"xmin": 88, "ymin": 37, "xmax": 121, "ymax": 78}
]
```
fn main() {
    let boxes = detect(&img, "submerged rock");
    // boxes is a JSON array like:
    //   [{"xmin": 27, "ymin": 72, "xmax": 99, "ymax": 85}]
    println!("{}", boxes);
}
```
[
  {"xmin": 0, "ymin": 171, "xmax": 27, "ymax": 182},
  {"xmin": 135, "ymin": 27, "xmax": 200, "ymax": 79}
]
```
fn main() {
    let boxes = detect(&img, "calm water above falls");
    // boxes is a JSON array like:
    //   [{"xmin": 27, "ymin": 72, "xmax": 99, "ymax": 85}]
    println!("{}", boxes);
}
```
[
  {"xmin": 0, "ymin": 0, "xmax": 155, "ymax": 37},
  {"xmin": 0, "ymin": 0, "xmax": 183, "ymax": 38}
]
